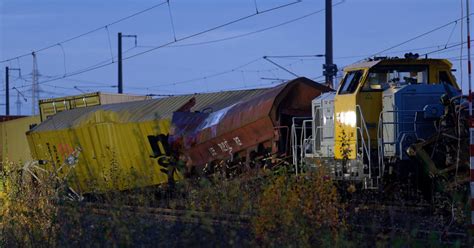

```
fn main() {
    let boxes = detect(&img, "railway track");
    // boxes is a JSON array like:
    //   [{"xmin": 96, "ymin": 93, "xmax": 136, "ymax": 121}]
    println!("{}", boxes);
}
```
[
  {"xmin": 60, "ymin": 200, "xmax": 469, "ymax": 245},
  {"xmin": 62, "ymin": 202, "xmax": 251, "ymax": 227},
  {"xmin": 348, "ymin": 203, "xmax": 468, "ymax": 245}
]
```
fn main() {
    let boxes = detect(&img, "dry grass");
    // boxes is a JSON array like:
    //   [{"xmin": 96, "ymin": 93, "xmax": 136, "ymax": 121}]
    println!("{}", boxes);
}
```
[
  {"xmin": 1, "ymin": 159, "xmax": 464, "ymax": 247},
  {"xmin": 0, "ymin": 161, "xmax": 66, "ymax": 247}
]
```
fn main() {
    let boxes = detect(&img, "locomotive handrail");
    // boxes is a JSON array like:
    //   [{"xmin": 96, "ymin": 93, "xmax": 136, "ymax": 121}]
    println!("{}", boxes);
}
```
[
  {"xmin": 355, "ymin": 105, "xmax": 372, "ymax": 187},
  {"xmin": 301, "ymin": 120, "xmax": 313, "ymax": 168},
  {"xmin": 377, "ymin": 109, "xmax": 419, "ymax": 177},
  {"xmin": 290, "ymin": 117, "xmax": 312, "ymax": 175}
]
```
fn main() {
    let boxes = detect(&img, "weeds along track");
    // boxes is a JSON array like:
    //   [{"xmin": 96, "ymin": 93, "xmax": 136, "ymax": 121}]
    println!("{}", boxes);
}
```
[
  {"xmin": 60, "ymin": 202, "xmax": 251, "ymax": 227},
  {"xmin": 348, "ymin": 203, "xmax": 468, "ymax": 245}
]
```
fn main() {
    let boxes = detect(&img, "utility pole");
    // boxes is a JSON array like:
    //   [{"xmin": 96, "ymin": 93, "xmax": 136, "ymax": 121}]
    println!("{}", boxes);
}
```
[
  {"xmin": 323, "ymin": 0, "xmax": 337, "ymax": 88},
  {"xmin": 5, "ymin": 67, "xmax": 9, "ymax": 116},
  {"xmin": 117, "ymin": 32, "xmax": 137, "ymax": 94},
  {"xmin": 118, "ymin": 32, "xmax": 122, "ymax": 94},
  {"xmin": 4, "ymin": 67, "xmax": 21, "ymax": 116}
]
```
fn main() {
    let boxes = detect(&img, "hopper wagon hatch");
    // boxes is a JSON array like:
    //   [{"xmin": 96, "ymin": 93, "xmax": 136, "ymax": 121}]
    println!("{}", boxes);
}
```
[{"xmin": 27, "ymin": 77, "xmax": 330, "ymax": 193}]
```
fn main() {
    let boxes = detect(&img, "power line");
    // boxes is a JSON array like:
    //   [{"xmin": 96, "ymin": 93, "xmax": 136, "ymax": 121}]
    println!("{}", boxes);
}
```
[
  {"xmin": 12, "ymin": 40, "xmax": 471, "ymax": 93},
  {"xmin": 155, "ymin": 1, "xmax": 345, "ymax": 48},
  {"xmin": 13, "ymin": 1, "xmax": 301, "ymax": 90},
  {"xmin": 369, "ymin": 13, "xmax": 473, "ymax": 59},
  {"xmin": 0, "ymin": 1, "xmax": 169, "ymax": 63},
  {"xmin": 262, "ymin": 41, "xmax": 471, "ymax": 61},
  {"xmin": 124, "ymin": 0, "xmax": 302, "ymax": 61},
  {"xmin": 152, "ymin": 57, "xmax": 262, "ymax": 88},
  {"xmin": 167, "ymin": 0, "xmax": 177, "ymax": 41},
  {"xmin": 265, "ymin": 55, "xmax": 325, "ymax": 58},
  {"xmin": 13, "ymin": 46, "xmax": 138, "ymax": 89},
  {"xmin": 421, "ymin": 39, "xmax": 473, "ymax": 56},
  {"xmin": 263, "ymin": 56, "xmax": 299, "ymax": 77},
  {"xmin": 88, "ymin": 59, "xmax": 306, "ymax": 91}
]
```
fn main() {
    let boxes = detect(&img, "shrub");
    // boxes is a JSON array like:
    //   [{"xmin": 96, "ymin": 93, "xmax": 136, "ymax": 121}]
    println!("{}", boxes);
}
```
[{"xmin": 253, "ymin": 169, "xmax": 344, "ymax": 247}]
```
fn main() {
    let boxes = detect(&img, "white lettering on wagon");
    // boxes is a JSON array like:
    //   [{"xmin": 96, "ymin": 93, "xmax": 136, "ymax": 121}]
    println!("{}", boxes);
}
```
[{"xmin": 207, "ymin": 136, "xmax": 243, "ymax": 157}]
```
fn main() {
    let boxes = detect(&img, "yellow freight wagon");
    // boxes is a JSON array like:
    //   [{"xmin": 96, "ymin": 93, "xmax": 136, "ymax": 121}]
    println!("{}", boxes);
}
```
[
  {"xmin": 27, "ymin": 89, "xmax": 269, "ymax": 194},
  {"xmin": 0, "ymin": 115, "xmax": 40, "ymax": 164},
  {"xmin": 39, "ymin": 92, "xmax": 151, "ymax": 121},
  {"xmin": 27, "ymin": 110, "xmax": 177, "ymax": 193}
]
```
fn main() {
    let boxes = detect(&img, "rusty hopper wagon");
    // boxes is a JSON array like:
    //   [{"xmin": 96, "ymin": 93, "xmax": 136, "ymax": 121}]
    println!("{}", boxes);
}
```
[{"xmin": 27, "ymin": 77, "xmax": 330, "ymax": 194}]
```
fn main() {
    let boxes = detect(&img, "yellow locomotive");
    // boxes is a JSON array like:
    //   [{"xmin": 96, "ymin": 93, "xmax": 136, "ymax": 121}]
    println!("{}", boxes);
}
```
[{"xmin": 302, "ymin": 55, "xmax": 464, "ymax": 189}]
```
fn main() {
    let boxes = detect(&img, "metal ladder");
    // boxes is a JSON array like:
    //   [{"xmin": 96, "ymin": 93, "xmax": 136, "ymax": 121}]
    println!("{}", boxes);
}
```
[
  {"xmin": 355, "ymin": 105, "xmax": 377, "ymax": 188},
  {"xmin": 290, "ymin": 117, "xmax": 312, "ymax": 175}
]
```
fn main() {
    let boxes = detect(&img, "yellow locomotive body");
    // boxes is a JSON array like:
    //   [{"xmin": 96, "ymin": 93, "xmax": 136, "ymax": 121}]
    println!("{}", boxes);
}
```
[
  {"xmin": 305, "ymin": 56, "xmax": 461, "ymax": 188},
  {"xmin": 334, "ymin": 58, "xmax": 458, "ymax": 160}
]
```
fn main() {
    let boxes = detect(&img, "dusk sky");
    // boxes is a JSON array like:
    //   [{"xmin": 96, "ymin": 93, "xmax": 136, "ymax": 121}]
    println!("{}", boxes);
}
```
[{"xmin": 0, "ymin": 0, "xmax": 468, "ymax": 115}]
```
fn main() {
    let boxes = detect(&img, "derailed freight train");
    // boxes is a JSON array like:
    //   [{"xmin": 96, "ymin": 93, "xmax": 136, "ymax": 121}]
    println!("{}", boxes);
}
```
[
  {"xmin": 26, "ymin": 77, "xmax": 330, "ymax": 193},
  {"xmin": 24, "ymin": 55, "xmax": 469, "ymax": 195}
]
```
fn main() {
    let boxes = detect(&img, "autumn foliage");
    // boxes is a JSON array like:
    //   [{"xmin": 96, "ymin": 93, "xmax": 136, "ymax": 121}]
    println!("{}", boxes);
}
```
[
  {"xmin": 1, "ymin": 161, "xmax": 64, "ymax": 247},
  {"xmin": 253, "ymin": 169, "xmax": 344, "ymax": 247}
]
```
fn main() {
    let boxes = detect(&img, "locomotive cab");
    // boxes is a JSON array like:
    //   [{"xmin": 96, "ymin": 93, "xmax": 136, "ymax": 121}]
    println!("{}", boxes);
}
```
[
  {"xmin": 335, "ymin": 57, "xmax": 458, "ymax": 160},
  {"xmin": 306, "ymin": 56, "xmax": 460, "ymax": 188}
]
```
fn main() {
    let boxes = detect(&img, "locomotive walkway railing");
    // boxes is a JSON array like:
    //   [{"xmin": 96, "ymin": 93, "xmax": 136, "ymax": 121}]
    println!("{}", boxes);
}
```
[
  {"xmin": 377, "ymin": 109, "xmax": 420, "ymax": 179},
  {"xmin": 290, "ymin": 117, "xmax": 312, "ymax": 175},
  {"xmin": 355, "ymin": 105, "xmax": 374, "ymax": 188}
]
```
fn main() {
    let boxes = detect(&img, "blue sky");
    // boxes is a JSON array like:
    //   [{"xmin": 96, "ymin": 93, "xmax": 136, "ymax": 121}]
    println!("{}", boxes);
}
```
[{"xmin": 0, "ymin": 0, "xmax": 469, "ymax": 115}]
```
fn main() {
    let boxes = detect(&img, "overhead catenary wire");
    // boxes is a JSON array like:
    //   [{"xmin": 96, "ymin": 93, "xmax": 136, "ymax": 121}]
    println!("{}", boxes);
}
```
[
  {"xmin": 262, "ymin": 40, "xmax": 472, "ymax": 62},
  {"xmin": 167, "ymin": 0, "xmax": 177, "ymax": 41},
  {"xmin": 15, "ymin": 39, "xmax": 470, "ymax": 94},
  {"xmin": 14, "ymin": 46, "xmax": 137, "ymax": 89},
  {"xmin": 253, "ymin": 0, "xmax": 260, "ymax": 13},
  {"xmin": 263, "ymin": 56, "xmax": 299, "ymax": 77},
  {"xmin": 129, "ymin": 59, "xmax": 315, "ymax": 91},
  {"xmin": 124, "ymin": 0, "xmax": 302, "ymax": 61},
  {"xmin": 0, "ymin": 1, "xmax": 169, "ymax": 63},
  {"xmin": 105, "ymin": 26, "xmax": 115, "ymax": 63},
  {"xmin": 11, "ymin": 0, "xmax": 466, "ymax": 97},
  {"xmin": 153, "ymin": 57, "xmax": 262, "ymax": 88},
  {"xmin": 13, "ymin": 1, "xmax": 301, "ymax": 90},
  {"xmin": 154, "ymin": 1, "xmax": 345, "ymax": 48},
  {"xmin": 57, "ymin": 43, "xmax": 67, "ymax": 77},
  {"xmin": 368, "ymin": 13, "xmax": 474, "ymax": 59},
  {"xmin": 444, "ymin": 20, "xmax": 458, "ymax": 48},
  {"xmin": 421, "ymin": 39, "xmax": 473, "ymax": 56}
]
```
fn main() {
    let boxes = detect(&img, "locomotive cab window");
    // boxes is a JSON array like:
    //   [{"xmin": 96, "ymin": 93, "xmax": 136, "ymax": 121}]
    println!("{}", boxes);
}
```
[
  {"xmin": 362, "ymin": 65, "xmax": 428, "ymax": 92},
  {"xmin": 439, "ymin": 71, "xmax": 454, "ymax": 86},
  {"xmin": 338, "ymin": 70, "xmax": 363, "ymax": 94}
]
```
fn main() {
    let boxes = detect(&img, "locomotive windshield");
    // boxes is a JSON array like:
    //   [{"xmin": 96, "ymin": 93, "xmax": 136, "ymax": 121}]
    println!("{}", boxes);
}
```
[
  {"xmin": 338, "ymin": 70, "xmax": 363, "ymax": 94},
  {"xmin": 362, "ymin": 65, "xmax": 428, "ymax": 92}
]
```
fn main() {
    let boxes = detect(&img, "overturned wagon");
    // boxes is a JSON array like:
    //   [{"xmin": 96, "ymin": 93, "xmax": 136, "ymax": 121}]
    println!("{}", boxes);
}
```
[
  {"xmin": 27, "ymin": 77, "xmax": 329, "ymax": 193},
  {"xmin": 172, "ymin": 77, "xmax": 331, "ymax": 171}
]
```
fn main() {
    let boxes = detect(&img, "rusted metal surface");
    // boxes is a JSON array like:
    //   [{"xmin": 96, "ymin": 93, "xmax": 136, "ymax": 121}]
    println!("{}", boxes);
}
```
[{"xmin": 171, "ymin": 77, "xmax": 332, "ymax": 168}]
